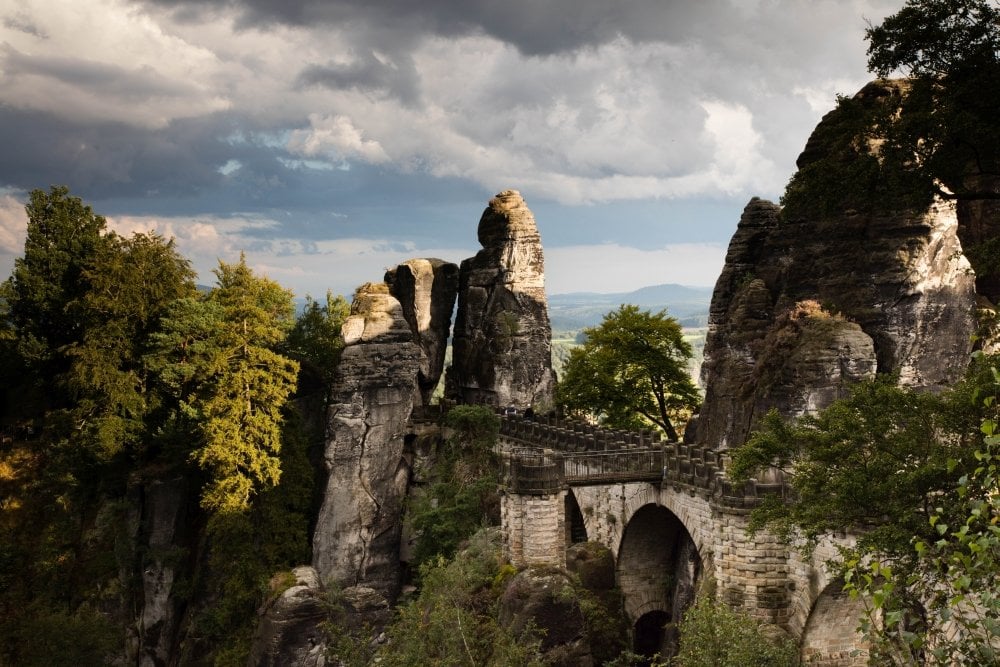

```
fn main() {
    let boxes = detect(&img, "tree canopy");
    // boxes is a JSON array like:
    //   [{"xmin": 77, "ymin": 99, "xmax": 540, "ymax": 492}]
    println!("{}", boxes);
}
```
[
  {"xmin": 782, "ymin": 0, "xmax": 1000, "ymax": 221},
  {"xmin": 556, "ymin": 304, "xmax": 700, "ymax": 441},
  {"xmin": 730, "ymin": 356, "xmax": 1000, "ymax": 663}
]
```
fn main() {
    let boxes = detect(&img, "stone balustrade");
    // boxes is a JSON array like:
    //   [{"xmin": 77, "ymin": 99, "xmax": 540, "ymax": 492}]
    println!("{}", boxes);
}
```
[{"xmin": 497, "ymin": 415, "xmax": 788, "ymax": 508}]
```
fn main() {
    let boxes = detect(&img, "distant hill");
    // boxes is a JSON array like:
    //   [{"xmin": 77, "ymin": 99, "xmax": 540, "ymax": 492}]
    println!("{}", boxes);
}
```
[{"xmin": 548, "ymin": 283, "xmax": 713, "ymax": 331}]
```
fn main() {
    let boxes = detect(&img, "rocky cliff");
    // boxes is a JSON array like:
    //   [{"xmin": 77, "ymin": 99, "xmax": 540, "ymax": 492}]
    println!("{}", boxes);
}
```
[
  {"xmin": 696, "ymin": 81, "xmax": 980, "ymax": 450},
  {"xmin": 312, "ymin": 282, "xmax": 423, "ymax": 598},
  {"xmin": 446, "ymin": 190, "xmax": 556, "ymax": 409},
  {"xmin": 384, "ymin": 258, "xmax": 459, "ymax": 406}
]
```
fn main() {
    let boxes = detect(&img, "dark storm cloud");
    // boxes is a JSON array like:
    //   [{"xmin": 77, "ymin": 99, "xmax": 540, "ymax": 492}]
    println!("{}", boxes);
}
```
[
  {"xmin": 3, "ymin": 11, "xmax": 48, "ymax": 39},
  {"xmin": 1, "ymin": 44, "xmax": 209, "ymax": 102},
  {"xmin": 136, "ymin": 0, "xmax": 728, "ymax": 55},
  {"xmin": 298, "ymin": 50, "xmax": 420, "ymax": 105},
  {"xmin": 0, "ymin": 105, "xmax": 325, "ymax": 211}
]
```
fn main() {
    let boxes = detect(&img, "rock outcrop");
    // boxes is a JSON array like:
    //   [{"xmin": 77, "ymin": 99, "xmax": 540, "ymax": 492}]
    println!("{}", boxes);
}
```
[
  {"xmin": 248, "ymin": 567, "xmax": 328, "ymax": 667},
  {"xmin": 312, "ymin": 282, "xmax": 422, "ymax": 598},
  {"xmin": 133, "ymin": 476, "xmax": 195, "ymax": 667},
  {"xmin": 697, "ymin": 83, "xmax": 979, "ymax": 451},
  {"xmin": 446, "ymin": 190, "xmax": 556, "ymax": 409},
  {"xmin": 385, "ymin": 258, "xmax": 460, "ymax": 405}
]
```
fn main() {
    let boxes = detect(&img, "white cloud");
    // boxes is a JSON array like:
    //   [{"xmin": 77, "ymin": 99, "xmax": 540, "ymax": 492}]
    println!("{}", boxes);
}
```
[
  {"xmin": 287, "ymin": 114, "xmax": 390, "ymax": 163},
  {"xmin": 0, "ymin": 194, "xmax": 27, "ymax": 254}
]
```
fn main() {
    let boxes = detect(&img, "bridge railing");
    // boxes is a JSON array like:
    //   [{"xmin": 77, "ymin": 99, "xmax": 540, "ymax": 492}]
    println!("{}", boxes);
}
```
[{"xmin": 562, "ymin": 449, "xmax": 664, "ymax": 484}]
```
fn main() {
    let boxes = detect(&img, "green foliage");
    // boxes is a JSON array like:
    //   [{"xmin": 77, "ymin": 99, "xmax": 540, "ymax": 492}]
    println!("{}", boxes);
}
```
[
  {"xmin": 285, "ymin": 290, "xmax": 350, "ymax": 397},
  {"xmin": 780, "ymin": 89, "xmax": 934, "ymax": 220},
  {"xmin": 444, "ymin": 404, "xmax": 501, "ymax": 447},
  {"xmin": 783, "ymin": 0, "xmax": 1000, "ymax": 223},
  {"xmin": 0, "ymin": 187, "xmax": 321, "ymax": 665},
  {"xmin": 841, "ymin": 355, "xmax": 1000, "ymax": 665},
  {"xmin": 0, "ymin": 603, "xmax": 119, "ymax": 667},
  {"xmin": 191, "ymin": 408, "xmax": 315, "ymax": 664},
  {"xmin": 407, "ymin": 406, "xmax": 501, "ymax": 570},
  {"xmin": 557, "ymin": 304, "xmax": 700, "ymax": 441},
  {"xmin": 730, "ymin": 378, "xmax": 973, "ymax": 554},
  {"xmin": 7, "ymin": 186, "xmax": 108, "ymax": 375},
  {"xmin": 147, "ymin": 255, "xmax": 299, "ymax": 514},
  {"xmin": 672, "ymin": 596, "xmax": 800, "ymax": 667},
  {"xmin": 372, "ymin": 529, "xmax": 544, "ymax": 667}
]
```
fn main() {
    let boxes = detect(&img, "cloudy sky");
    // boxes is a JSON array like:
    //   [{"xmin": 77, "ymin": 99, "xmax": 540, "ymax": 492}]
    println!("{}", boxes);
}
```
[{"xmin": 0, "ymin": 0, "xmax": 901, "ymax": 298}]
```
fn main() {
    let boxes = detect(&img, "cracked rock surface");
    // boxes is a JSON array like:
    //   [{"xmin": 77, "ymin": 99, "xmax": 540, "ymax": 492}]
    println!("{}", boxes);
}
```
[{"xmin": 312, "ymin": 283, "xmax": 422, "ymax": 599}]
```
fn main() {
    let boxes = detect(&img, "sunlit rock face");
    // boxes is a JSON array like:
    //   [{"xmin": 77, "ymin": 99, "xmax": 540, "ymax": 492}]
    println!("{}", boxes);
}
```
[
  {"xmin": 446, "ymin": 189, "xmax": 556, "ymax": 409},
  {"xmin": 312, "ymin": 283, "xmax": 422, "ymax": 599},
  {"xmin": 696, "ymin": 83, "xmax": 979, "ymax": 450},
  {"xmin": 385, "ymin": 258, "xmax": 459, "ymax": 406}
]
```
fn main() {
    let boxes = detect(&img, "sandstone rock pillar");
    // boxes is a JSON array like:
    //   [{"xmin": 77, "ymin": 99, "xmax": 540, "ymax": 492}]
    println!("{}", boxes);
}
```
[
  {"xmin": 384, "ymin": 258, "xmax": 459, "ymax": 406},
  {"xmin": 312, "ymin": 283, "xmax": 422, "ymax": 598},
  {"xmin": 446, "ymin": 189, "xmax": 556, "ymax": 409}
]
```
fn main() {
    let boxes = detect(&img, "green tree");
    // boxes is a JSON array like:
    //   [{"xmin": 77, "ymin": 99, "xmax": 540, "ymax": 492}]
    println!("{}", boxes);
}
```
[
  {"xmin": 673, "ymin": 596, "xmax": 800, "ymax": 667},
  {"xmin": 867, "ymin": 0, "xmax": 1000, "ymax": 201},
  {"xmin": 284, "ymin": 290, "xmax": 350, "ymax": 398},
  {"xmin": 783, "ymin": 0, "xmax": 1000, "ymax": 222},
  {"xmin": 838, "ymin": 358, "xmax": 1000, "ymax": 665},
  {"xmin": 62, "ymin": 231, "xmax": 196, "ymax": 460},
  {"xmin": 729, "ymin": 378, "xmax": 978, "ymax": 554},
  {"xmin": 147, "ymin": 255, "xmax": 299, "ymax": 513},
  {"xmin": 731, "ymin": 358, "xmax": 1000, "ymax": 664},
  {"xmin": 3, "ymin": 187, "xmax": 108, "ymax": 414},
  {"xmin": 556, "ymin": 305, "xmax": 699, "ymax": 441},
  {"xmin": 406, "ymin": 405, "xmax": 501, "ymax": 569}
]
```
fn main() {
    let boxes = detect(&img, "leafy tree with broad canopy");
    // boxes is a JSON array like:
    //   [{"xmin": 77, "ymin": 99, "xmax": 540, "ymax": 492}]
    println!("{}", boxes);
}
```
[{"xmin": 556, "ymin": 304, "xmax": 699, "ymax": 441}]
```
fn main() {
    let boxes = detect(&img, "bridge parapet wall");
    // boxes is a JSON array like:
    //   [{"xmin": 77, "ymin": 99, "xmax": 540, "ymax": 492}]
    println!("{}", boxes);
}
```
[{"xmin": 499, "ymin": 417, "xmax": 788, "ymax": 510}]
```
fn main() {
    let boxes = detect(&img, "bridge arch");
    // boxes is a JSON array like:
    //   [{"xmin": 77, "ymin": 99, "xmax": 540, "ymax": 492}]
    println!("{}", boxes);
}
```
[
  {"xmin": 800, "ymin": 578, "xmax": 871, "ymax": 665},
  {"xmin": 617, "ymin": 503, "xmax": 702, "ymax": 660},
  {"xmin": 564, "ymin": 489, "xmax": 588, "ymax": 546}
]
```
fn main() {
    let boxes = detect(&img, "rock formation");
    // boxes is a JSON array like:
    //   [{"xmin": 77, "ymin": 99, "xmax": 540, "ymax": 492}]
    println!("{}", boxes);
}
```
[
  {"xmin": 247, "ymin": 567, "xmax": 328, "ymax": 667},
  {"xmin": 132, "ymin": 476, "xmax": 195, "ymax": 667},
  {"xmin": 446, "ymin": 189, "xmax": 556, "ymax": 409},
  {"xmin": 696, "ymin": 82, "xmax": 979, "ymax": 451},
  {"xmin": 384, "ymin": 258, "xmax": 459, "ymax": 405},
  {"xmin": 312, "ymin": 282, "xmax": 423, "ymax": 598}
]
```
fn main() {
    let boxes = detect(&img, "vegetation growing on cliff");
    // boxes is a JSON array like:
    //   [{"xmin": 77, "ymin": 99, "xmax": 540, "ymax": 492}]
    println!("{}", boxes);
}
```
[
  {"xmin": 782, "ymin": 0, "xmax": 999, "ymax": 221},
  {"xmin": 731, "ymin": 355, "xmax": 1000, "ymax": 663},
  {"xmin": 0, "ymin": 187, "xmax": 345, "ymax": 665},
  {"xmin": 405, "ymin": 405, "xmax": 501, "ymax": 571}
]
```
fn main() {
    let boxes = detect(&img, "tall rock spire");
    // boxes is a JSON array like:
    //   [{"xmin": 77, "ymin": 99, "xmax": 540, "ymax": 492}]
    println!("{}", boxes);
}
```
[{"xmin": 446, "ymin": 189, "xmax": 556, "ymax": 409}]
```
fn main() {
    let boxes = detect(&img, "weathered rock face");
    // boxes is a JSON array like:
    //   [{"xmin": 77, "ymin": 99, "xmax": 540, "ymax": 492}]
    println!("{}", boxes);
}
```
[
  {"xmin": 384, "ymin": 258, "xmax": 459, "ymax": 406},
  {"xmin": 697, "ymin": 85, "xmax": 979, "ymax": 449},
  {"xmin": 247, "ymin": 567, "xmax": 328, "ymax": 667},
  {"xmin": 134, "ymin": 476, "xmax": 195, "ymax": 667},
  {"xmin": 446, "ymin": 190, "xmax": 556, "ymax": 409},
  {"xmin": 312, "ymin": 282, "xmax": 422, "ymax": 599}
]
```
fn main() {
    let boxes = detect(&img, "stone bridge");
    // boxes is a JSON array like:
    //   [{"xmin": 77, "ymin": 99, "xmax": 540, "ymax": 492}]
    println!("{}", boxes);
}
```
[{"xmin": 497, "ymin": 415, "xmax": 868, "ymax": 664}]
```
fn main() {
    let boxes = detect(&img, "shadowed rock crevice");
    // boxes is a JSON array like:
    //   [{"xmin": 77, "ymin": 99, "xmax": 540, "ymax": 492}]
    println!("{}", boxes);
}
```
[{"xmin": 385, "ymin": 258, "xmax": 459, "ymax": 406}]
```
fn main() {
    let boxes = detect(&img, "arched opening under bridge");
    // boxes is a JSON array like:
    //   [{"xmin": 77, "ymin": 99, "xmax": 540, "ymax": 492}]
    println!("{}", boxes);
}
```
[{"xmin": 617, "ymin": 503, "xmax": 701, "ymax": 661}]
